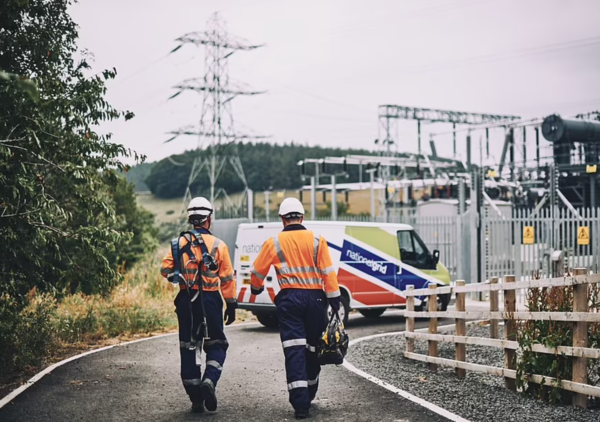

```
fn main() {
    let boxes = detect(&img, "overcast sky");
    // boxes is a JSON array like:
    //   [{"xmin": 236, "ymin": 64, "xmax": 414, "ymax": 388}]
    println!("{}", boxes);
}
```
[{"xmin": 70, "ymin": 0, "xmax": 600, "ymax": 168}]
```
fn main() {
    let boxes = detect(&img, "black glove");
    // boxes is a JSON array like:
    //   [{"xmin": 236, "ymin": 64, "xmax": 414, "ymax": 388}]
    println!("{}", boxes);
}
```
[
  {"xmin": 224, "ymin": 302, "xmax": 237, "ymax": 326},
  {"xmin": 328, "ymin": 297, "xmax": 341, "ymax": 313}
]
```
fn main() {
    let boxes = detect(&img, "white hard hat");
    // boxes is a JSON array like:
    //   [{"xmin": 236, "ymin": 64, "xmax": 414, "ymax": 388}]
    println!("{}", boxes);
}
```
[
  {"xmin": 187, "ymin": 197, "xmax": 213, "ymax": 219},
  {"xmin": 278, "ymin": 197, "xmax": 305, "ymax": 217}
]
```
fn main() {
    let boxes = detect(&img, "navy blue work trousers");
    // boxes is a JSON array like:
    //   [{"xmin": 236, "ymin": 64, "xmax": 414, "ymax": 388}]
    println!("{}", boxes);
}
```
[
  {"xmin": 175, "ymin": 290, "xmax": 228, "ymax": 402},
  {"xmin": 275, "ymin": 288, "xmax": 328, "ymax": 411}
]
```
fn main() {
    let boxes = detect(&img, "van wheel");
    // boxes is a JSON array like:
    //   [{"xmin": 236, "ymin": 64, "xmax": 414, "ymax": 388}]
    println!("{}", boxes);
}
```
[
  {"xmin": 255, "ymin": 312, "xmax": 279, "ymax": 329},
  {"xmin": 359, "ymin": 308, "xmax": 386, "ymax": 318},
  {"xmin": 328, "ymin": 295, "xmax": 350, "ymax": 326}
]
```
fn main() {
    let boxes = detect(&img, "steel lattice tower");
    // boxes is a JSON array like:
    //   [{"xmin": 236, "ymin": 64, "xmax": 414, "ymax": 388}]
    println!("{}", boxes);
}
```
[{"xmin": 167, "ymin": 13, "xmax": 265, "ymax": 220}]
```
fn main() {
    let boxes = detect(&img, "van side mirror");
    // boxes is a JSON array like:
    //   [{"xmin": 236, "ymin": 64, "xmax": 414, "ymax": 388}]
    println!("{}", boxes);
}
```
[{"xmin": 432, "ymin": 250, "xmax": 440, "ymax": 266}]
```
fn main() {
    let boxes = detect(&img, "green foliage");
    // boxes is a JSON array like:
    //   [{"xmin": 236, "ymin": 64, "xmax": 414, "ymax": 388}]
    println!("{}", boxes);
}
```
[
  {"xmin": 98, "ymin": 306, "xmax": 165, "ymax": 338},
  {"xmin": 516, "ymin": 284, "xmax": 600, "ymax": 405},
  {"xmin": 107, "ymin": 176, "xmax": 159, "ymax": 268},
  {"xmin": 0, "ymin": 250, "xmax": 178, "ymax": 382},
  {"xmin": 317, "ymin": 201, "xmax": 351, "ymax": 218},
  {"xmin": 124, "ymin": 161, "xmax": 155, "ymax": 192},
  {"xmin": 0, "ymin": 293, "xmax": 57, "ymax": 379},
  {"xmin": 0, "ymin": 70, "xmax": 39, "ymax": 101},
  {"xmin": 145, "ymin": 143, "xmax": 375, "ymax": 199},
  {"xmin": 0, "ymin": 0, "xmax": 156, "ymax": 299}
]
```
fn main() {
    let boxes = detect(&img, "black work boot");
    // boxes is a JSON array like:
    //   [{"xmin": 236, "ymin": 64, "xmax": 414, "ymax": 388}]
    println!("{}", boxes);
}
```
[
  {"xmin": 191, "ymin": 397, "xmax": 204, "ymax": 413},
  {"xmin": 200, "ymin": 379, "xmax": 217, "ymax": 411},
  {"xmin": 295, "ymin": 408, "xmax": 309, "ymax": 419}
]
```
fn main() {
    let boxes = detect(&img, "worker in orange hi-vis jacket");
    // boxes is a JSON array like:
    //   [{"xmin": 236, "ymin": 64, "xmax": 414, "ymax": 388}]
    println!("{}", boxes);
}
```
[
  {"xmin": 250, "ymin": 197, "xmax": 340, "ymax": 420},
  {"xmin": 160, "ymin": 197, "xmax": 236, "ymax": 414}
]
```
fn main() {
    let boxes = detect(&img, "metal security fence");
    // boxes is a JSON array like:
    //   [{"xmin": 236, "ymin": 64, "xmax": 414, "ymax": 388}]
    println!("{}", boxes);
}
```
[
  {"xmin": 224, "ymin": 206, "xmax": 600, "ymax": 295},
  {"xmin": 484, "ymin": 207, "xmax": 600, "ymax": 283}
]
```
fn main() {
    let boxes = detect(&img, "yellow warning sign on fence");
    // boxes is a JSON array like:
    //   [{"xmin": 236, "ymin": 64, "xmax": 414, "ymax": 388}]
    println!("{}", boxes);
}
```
[
  {"xmin": 587, "ymin": 164, "xmax": 597, "ymax": 174},
  {"xmin": 523, "ymin": 226, "xmax": 534, "ymax": 244},
  {"xmin": 577, "ymin": 226, "xmax": 590, "ymax": 246}
]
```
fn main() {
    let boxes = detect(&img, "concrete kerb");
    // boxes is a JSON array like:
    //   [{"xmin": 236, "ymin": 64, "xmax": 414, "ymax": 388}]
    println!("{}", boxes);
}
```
[
  {"xmin": 342, "ymin": 320, "xmax": 487, "ymax": 422},
  {"xmin": 0, "ymin": 321, "xmax": 260, "ymax": 410}
]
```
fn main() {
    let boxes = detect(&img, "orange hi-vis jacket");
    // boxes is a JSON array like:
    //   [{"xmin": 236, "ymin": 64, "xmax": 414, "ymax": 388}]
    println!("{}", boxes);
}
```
[
  {"xmin": 160, "ymin": 231, "xmax": 237, "ymax": 304},
  {"xmin": 250, "ymin": 226, "xmax": 340, "ymax": 299}
]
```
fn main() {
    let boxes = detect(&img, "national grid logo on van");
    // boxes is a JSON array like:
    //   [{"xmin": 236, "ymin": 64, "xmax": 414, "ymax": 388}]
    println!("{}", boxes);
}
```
[{"xmin": 345, "ymin": 249, "xmax": 388, "ymax": 275}]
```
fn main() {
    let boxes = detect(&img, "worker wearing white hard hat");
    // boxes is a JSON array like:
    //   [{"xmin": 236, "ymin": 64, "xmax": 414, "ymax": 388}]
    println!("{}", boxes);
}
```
[
  {"xmin": 249, "ymin": 197, "xmax": 340, "ymax": 419},
  {"xmin": 160, "ymin": 197, "xmax": 236, "ymax": 414}
]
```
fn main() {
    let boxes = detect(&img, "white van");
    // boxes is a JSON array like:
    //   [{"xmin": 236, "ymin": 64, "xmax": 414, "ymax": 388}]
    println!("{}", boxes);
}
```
[{"xmin": 234, "ymin": 221, "xmax": 451, "ymax": 328}]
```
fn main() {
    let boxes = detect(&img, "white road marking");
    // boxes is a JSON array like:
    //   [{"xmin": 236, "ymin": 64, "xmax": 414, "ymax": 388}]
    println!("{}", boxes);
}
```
[
  {"xmin": 0, "ymin": 321, "xmax": 260, "ymax": 410},
  {"xmin": 342, "ymin": 322, "xmax": 484, "ymax": 422}
]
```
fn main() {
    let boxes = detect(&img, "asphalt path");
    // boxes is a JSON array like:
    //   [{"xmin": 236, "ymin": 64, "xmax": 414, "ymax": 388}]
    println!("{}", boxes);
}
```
[{"xmin": 0, "ymin": 312, "xmax": 451, "ymax": 422}]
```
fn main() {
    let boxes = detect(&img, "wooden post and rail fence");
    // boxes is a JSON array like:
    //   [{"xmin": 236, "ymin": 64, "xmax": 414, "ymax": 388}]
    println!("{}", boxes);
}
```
[{"xmin": 404, "ymin": 269, "xmax": 600, "ymax": 408}]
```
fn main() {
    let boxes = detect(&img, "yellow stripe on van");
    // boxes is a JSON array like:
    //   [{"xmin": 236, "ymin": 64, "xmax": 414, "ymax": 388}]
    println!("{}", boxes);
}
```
[{"xmin": 344, "ymin": 226, "xmax": 400, "ymax": 259}]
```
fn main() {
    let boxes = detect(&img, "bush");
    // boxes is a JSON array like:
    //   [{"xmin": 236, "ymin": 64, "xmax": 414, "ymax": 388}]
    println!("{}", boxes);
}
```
[
  {"xmin": 0, "ymin": 292, "xmax": 57, "ymax": 380},
  {"xmin": 0, "ymin": 250, "xmax": 177, "ymax": 384},
  {"xmin": 516, "ymin": 282, "xmax": 600, "ymax": 405}
]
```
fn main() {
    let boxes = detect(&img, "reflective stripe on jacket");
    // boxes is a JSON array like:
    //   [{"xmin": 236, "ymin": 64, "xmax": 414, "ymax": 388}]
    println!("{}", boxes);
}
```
[
  {"xmin": 160, "ymin": 231, "xmax": 236, "ymax": 303},
  {"xmin": 250, "ymin": 225, "xmax": 340, "ymax": 298}
]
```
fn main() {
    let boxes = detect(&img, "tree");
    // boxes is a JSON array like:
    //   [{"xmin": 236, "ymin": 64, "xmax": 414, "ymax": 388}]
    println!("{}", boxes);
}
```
[
  {"xmin": 145, "ymin": 142, "xmax": 376, "ymax": 199},
  {"xmin": 0, "ymin": 0, "xmax": 148, "ymax": 298}
]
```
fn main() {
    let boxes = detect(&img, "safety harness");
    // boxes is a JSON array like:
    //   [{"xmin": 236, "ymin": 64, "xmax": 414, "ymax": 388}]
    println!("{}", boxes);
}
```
[{"xmin": 170, "ymin": 229, "xmax": 219, "ymax": 356}]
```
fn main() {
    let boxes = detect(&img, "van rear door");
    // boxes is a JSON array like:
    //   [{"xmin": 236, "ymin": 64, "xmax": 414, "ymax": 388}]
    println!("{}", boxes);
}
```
[{"xmin": 235, "ymin": 226, "xmax": 268, "ymax": 303}]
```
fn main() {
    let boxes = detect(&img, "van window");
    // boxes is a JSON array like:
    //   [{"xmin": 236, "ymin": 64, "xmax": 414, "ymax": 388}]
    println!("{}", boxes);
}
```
[{"xmin": 397, "ymin": 230, "xmax": 432, "ymax": 270}]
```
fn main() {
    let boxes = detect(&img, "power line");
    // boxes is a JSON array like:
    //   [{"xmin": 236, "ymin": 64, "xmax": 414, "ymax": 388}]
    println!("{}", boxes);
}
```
[
  {"xmin": 394, "ymin": 36, "xmax": 600, "ymax": 75},
  {"xmin": 277, "ymin": 84, "xmax": 373, "ymax": 114},
  {"xmin": 113, "ymin": 52, "xmax": 171, "ymax": 85},
  {"xmin": 269, "ymin": 109, "xmax": 374, "ymax": 124},
  {"xmin": 512, "ymin": 97, "xmax": 600, "ymax": 113}
]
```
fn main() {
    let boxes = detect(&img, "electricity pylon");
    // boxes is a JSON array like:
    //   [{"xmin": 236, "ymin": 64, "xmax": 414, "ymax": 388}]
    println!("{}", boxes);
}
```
[{"xmin": 167, "ymin": 12, "xmax": 266, "ymax": 221}]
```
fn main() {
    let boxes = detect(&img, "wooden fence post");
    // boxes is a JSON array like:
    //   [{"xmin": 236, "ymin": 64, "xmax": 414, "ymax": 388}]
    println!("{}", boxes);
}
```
[
  {"xmin": 490, "ymin": 277, "xmax": 499, "ymax": 339},
  {"xmin": 504, "ymin": 274, "xmax": 516, "ymax": 391},
  {"xmin": 455, "ymin": 280, "xmax": 466, "ymax": 378},
  {"xmin": 428, "ymin": 284, "xmax": 438, "ymax": 372},
  {"xmin": 406, "ymin": 285, "xmax": 415, "ymax": 354},
  {"xmin": 572, "ymin": 268, "xmax": 589, "ymax": 408}
]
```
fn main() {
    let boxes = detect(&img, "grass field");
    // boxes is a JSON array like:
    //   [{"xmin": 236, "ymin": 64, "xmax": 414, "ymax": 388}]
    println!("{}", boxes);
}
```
[
  {"xmin": 136, "ymin": 193, "xmax": 183, "ymax": 224},
  {"xmin": 137, "ymin": 188, "xmax": 384, "ymax": 222}
]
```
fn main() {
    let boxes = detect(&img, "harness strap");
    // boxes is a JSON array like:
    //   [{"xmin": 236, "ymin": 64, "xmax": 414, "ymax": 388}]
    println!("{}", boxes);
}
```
[{"xmin": 171, "ymin": 238, "xmax": 182, "ymax": 285}]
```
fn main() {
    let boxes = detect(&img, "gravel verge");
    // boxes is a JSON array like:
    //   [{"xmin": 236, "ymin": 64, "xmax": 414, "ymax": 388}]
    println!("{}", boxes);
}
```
[{"xmin": 347, "ymin": 324, "xmax": 600, "ymax": 422}]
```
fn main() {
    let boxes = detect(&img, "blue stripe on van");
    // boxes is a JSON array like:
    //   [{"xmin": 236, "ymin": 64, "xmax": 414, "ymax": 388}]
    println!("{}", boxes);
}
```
[
  {"xmin": 327, "ymin": 242, "xmax": 342, "ymax": 252},
  {"xmin": 339, "ymin": 239, "xmax": 431, "ymax": 293}
]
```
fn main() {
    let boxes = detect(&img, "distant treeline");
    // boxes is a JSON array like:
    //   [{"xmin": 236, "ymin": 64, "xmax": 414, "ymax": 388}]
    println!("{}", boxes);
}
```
[{"xmin": 143, "ymin": 143, "xmax": 377, "ymax": 199}]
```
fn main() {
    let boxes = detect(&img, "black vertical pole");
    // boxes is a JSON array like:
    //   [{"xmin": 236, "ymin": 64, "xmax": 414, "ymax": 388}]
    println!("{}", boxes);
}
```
[
  {"xmin": 485, "ymin": 127, "xmax": 489, "ymax": 158},
  {"xmin": 592, "ymin": 175, "xmax": 596, "ymax": 209},
  {"xmin": 535, "ymin": 127, "xmax": 540, "ymax": 173},
  {"xmin": 509, "ymin": 128, "xmax": 515, "ymax": 182},
  {"xmin": 418, "ymin": 120, "xmax": 421, "ymax": 156},
  {"xmin": 417, "ymin": 119, "xmax": 421, "ymax": 175},
  {"xmin": 466, "ymin": 134, "xmax": 472, "ymax": 169},
  {"xmin": 475, "ymin": 168, "xmax": 483, "ymax": 287},
  {"xmin": 453, "ymin": 123, "xmax": 457, "ymax": 157},
  {"xmin": 522, "ymin": 127, "xmax": 527, "ymax": 169}
]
